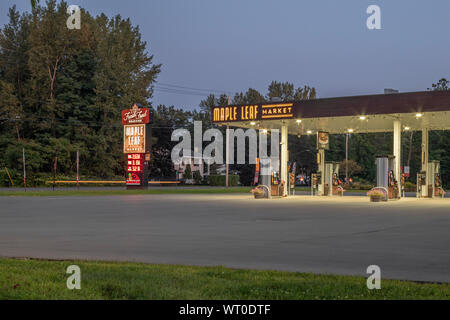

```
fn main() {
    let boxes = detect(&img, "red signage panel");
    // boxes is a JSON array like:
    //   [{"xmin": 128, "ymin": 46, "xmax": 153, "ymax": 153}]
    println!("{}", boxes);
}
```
[
  {"xmin": 126, "ymin": 172, "xmax": 141, "ymax": 186},
  {"xmin": 122, "ymin": 103, "xmax": 150, "ymax": 125},
  {"xmin": 127, "ymin": 154, "xmax": 144, "ymax": 172}
]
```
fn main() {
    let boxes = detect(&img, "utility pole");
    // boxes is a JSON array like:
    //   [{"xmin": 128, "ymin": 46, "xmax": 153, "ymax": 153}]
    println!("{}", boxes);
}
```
[
  {"xmin": 76, "ymin": 150, "xmax": 80, "ymax": 189},
  {"xmin": 53, "ymin": 150, "xmax": 58, "ymax": 191},
  {"xmin": 225, "ymin": 96, "xmax": 231, "ymax": 188},
  {"xmin": 22, "ymin": 148, "xmax": 26, "ymax": 191}
]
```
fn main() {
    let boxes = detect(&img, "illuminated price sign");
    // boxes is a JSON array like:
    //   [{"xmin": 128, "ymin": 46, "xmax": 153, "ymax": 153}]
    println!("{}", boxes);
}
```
[
  {"xmin": 124, "ymin": 124, "xmax": 146, "ymax": 153},
  {"xmin": 127, "ymin": 154, "xmax": 143, "ymax": 172},
  {"xmin": 126, "ymin": 154, "xmax": 143, "ymax": 186}
]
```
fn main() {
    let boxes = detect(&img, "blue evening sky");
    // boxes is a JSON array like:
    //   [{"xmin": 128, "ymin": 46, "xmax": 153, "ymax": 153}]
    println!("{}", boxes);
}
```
[{"xmin": 2, "ymin": 0, "xmax": 450, "ymax": 110}]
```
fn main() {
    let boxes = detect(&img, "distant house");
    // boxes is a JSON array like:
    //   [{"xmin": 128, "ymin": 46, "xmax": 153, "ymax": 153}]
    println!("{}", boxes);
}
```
[{"xmin": 174, "ymin": 153, "xmax": 211, "ymax": 181}]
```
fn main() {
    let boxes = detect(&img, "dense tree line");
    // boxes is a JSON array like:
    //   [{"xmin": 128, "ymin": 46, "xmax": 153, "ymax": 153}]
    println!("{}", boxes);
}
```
[
  {"xmin": 2, "ymin": 2, "xmax": 450, "ymax": 188},
  {"xmin": 0, "ymin": 1, "xmax": 160, "ymax": 185}
]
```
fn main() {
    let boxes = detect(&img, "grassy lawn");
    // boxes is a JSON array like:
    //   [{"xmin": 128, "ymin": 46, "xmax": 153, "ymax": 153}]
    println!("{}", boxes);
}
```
[
  {"xmin": 0, "ymin": 258, "xmax": 449, "ymax": 300},
  {"xmin": 0, "ymin": 187, "xmax": 252, "ymax": 197}
]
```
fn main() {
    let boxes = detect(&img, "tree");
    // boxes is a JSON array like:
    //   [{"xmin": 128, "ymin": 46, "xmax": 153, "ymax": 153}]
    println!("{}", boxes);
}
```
[
  {"xmin": 93, "ymin": 13, "xmax": 161, "ymax": 176},
  {"xmin": 267, "ymin": 81, "xmax": 316, "ymax": 101},
  {"xmin": 31, "ymin": 0, "xmax": 40, "ymax": 9},
  {"xmin": 197, "ymin": 93, "xmax": 228, "ymax": 127},
  {"xmin": 0, "ymin": 6, "xmax": 31, "ymax": 104},
  {"xmin": 339, "ymin": 159, "xmax": 362, "ymax": 178},
  {"xmin": 233, "ymin": 88, "xmax": 266, "ymax": 105},
  {"xmin": 428, "ymin": 78, "xmax": 449, "ymax": 91},
  {"xmin": 0, "ymin": 1, "xmax": 161, "ymax": 184},
  {"xmin": 294, "ymin": 85, "xmax": 316, "ymax": 100},
  {"xmin": 0, "ymin": 80, "xmax": 22, "ymax": 140},
  {"xmin": 267, "ymin": 81, "xmax": 294, "ymax": 101},
  {"xmin": 27, "ymin": 1, "xmax": 88, "ymax": 138},
  {"xmin": 193, "ymin": 170, "xmax": 202, "ymax": 184},
  {"xmin": 184, "ymin": 164, "xmax": 192, "ymax": 180}
]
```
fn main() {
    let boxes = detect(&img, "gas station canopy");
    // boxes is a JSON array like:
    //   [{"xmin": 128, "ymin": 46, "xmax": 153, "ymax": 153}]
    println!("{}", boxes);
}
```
[{"xmin": 211, "ymin": 91, "xmax": 450, "ymax": 134}]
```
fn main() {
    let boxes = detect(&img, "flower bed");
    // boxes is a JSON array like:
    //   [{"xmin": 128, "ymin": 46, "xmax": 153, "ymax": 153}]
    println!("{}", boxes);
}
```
[
  {"xmin": 367, "ymin": 188, "xmax": 387, "ymax": 202},
  {"xmin": 251, "ymin": 186, "xmax": 266, "ymax": 199}
]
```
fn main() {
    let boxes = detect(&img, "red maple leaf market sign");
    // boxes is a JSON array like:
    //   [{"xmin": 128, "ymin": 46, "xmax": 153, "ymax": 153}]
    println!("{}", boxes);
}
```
[{"xmin": 121, "ymin": 103, "xmax": 150, "ymax": 125}]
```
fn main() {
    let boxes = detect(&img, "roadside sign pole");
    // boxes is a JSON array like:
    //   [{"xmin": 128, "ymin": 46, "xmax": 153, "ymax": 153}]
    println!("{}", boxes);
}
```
[
  {"xmin": 22, "ymin": 148, "xmax": 26, "ymax": 191},
  {"xmin": 225, "ymin": 96, "xmax": 231, "ymax": 188},
  {"xmin": 226, "ymin": 126, "xmax": 229, "ymax": 188}
]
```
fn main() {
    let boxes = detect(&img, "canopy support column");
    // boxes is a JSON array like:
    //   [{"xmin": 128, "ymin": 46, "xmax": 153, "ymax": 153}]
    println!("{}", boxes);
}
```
[
  {"xmin": 393, "ymin": 120, "xmax": 402, "ymax": 197},
  {"xmin": 318, "ymin": 149, "xmax": 325, "ymax": 196},
  {"xmin": 281, "ymin": 125, "xmax": 288, "ymax": 197},
  {"xmin": 421, "ymin": 128, "xmax": 429, "ymax": 197}
]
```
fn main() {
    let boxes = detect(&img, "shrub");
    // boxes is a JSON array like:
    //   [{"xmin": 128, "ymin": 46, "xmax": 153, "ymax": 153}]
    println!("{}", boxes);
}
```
[
  {"xmin": 0, "ymin": 169, "xmax": 16, "ymax": 187},
  {"xmin": 193, "ymin": 170, "xmax": 202, "ymax": 185},
  {"xmin": 208, "ymin": 175, "xmax": 239, "ymax": 186},
  {"xmin": 360, "ymin": 184, "xmax": 374, "ymax": 190},
  {"xmin": 405, "ymin": 181, "xmax": 416, "ymax": 191},
  {"xmin": 184, "ymin": 164, "xmax": 192, "ymax": 180}
]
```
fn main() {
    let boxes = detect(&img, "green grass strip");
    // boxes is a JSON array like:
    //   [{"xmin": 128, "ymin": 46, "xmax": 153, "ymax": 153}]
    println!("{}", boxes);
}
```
[
  {"xmin": 0, "ymin": 258, "xmax": 449, "ymax": 300},
  {"xmin": 0, "ymin": 187, "xmax": 253, "ymax": 197}
]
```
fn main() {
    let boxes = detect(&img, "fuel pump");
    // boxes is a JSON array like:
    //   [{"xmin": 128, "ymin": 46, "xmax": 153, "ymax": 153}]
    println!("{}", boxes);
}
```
[
  {"xmin": 272, "ymin": 172, "xmax": 280, "ymax": 185},
  {"xmin": 376, "ymin": 155, "xmax": 400, "ymax": 200},
  {"xmin": 388, "ymin": 170, "xmax": 395, "ymax": 187},
  {"xmin": 271, "ymin": 171, "xmax": 282, "ymax": 196},
  {"xmin": 323, "ymin": 164, "xmax": 330, "ymax": 196},
  {"xmin": 417, "ymin": 161, "xmax": 445, "ymax": 198},
  {"xmin": 428, "ymin": 160, "xmax": 444, "ymax": 198},
  {"xmin": 435, "ymin": 173, "xmax": 441, "ymax": 188},
  {"xmin": 324, "ymin": 162, "xmax": 340, "ymax": 196},
  {"xmin": 259, "ymin": 158, "xmax": 272, "ymax": 199},
  {"xmin": 288, "ymin": 162, "xmax": 297, "ymax": 196},
  {"xmin": 331, "ymin": 162, "xmax": 340, "ymax": 196},
  {"xmin": 311, "ymin": 172, "xmax": 320, "ymax": 196},
  {"xmin": 416, "ymin": 171, "xmax": 426, "ymax": 198},
  {"xmin": 400, "ymin": 173, "xmax": 406, "ymax": 198}
]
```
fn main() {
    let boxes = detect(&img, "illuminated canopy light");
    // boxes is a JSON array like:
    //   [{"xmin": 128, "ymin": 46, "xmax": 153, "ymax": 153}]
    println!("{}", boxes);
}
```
[
  {"xmin": 296, "ymin": 119, "xmax": 302, "ymax": 123},
  {"xmin": 306, "ymin": 130, "xmax": 313, "ymax": 134},
  {"xmin": 416, "ymin": 113, "xmax": 423, "ymax": 118},
  {"xmin": 250, "ymin": 122, "xmax": 256, "ymax": 126},
  {"xmin": 262, "ymin": 129, "xmax": 268, "ymax": 134},
  {"xmin": 404, "ymin": 126, "xmax": 410, "ymax": 131},
  {"xmin": 347, "ymin": 128, "xmax": 354, "ymax": 133},
  {"xmin": 359, "ymin": 116, "xmax": 366, "ymax": 120}
]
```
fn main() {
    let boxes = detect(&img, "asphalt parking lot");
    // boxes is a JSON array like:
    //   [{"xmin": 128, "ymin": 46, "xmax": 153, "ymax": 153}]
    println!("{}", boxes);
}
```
[{"xmin": 1, "ymin": 194, "xmax": 449, "ymax": 282}]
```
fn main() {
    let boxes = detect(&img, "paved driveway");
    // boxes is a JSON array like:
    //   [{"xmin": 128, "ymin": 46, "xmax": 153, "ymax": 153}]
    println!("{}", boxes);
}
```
[{"xmin": 1, "ymin": 194, "xmax": 449, "ymax": 282}]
